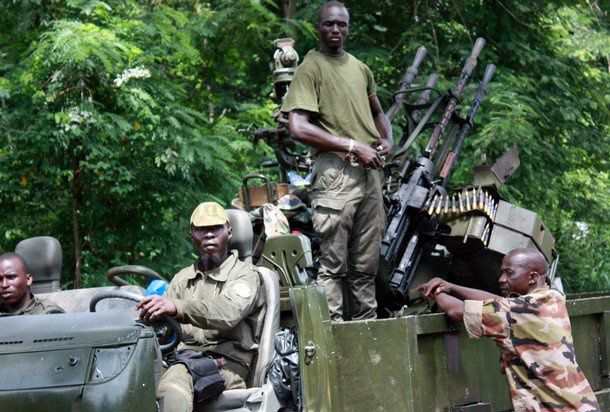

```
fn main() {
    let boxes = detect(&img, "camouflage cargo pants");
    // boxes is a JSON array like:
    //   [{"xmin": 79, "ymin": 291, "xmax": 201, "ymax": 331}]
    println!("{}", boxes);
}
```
[
  {"xmin": 311, "ymin": 153, "xmax": 385, "ymax": 321},
  {"xmin": 157, "ymin": 358, "xmax": 248, "ymax": 412}
]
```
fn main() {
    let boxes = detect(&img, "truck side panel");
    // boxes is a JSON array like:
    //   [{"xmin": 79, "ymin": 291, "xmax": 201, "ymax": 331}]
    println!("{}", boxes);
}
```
[{"xmin": 294, "ymin": 286, "xmax": 610, "ymax": 411}]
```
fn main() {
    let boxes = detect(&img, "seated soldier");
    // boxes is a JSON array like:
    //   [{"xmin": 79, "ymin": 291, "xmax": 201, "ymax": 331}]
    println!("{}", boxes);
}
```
[
  {"xmin": 418, "ymin": 248, "xmax": 600, "ymax": 412},
  {"xmin": 136, "ymin": 202, "xmax": 265, "ymax": 412},
  {"xmin": 0, "ymin": 252, "xmax": 64, "ymax": 316}
]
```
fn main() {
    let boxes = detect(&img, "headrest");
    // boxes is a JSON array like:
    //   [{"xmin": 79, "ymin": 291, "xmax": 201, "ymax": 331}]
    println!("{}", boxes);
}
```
[
  {"xmin": 226, "ymin": 209, "xmax": 253, "ymax": 263},
  {"xmin": 15, "ymin": 236, "xmax": 62, "ymax": 283}
]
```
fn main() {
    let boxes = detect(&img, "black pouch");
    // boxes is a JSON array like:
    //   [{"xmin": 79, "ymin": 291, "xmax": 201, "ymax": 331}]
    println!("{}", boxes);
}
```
[{"xmin": 166, "ymin": 349, "xmax": 226, "ymax": 405}]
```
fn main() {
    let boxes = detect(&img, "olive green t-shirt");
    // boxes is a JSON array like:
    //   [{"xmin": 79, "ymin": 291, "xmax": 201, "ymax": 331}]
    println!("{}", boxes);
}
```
[
  {"xmin": 281, "ymin": 49, "xmax": 380, "ymax": 149},
  {"xmin": 0, "ymin": 294, "xmax": 65, "ymax": 316}
]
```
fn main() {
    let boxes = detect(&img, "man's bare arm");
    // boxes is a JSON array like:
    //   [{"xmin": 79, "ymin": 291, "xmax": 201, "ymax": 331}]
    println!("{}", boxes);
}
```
[
  {"xmin": 434, "ymin": 293, "xmax": 465, "ymax": 322},
  {"xmin": 450, "ymin": 284, "xmax": 500, "ymax": 301},
  {"xmin": 368, "ymin": 94, "xmax": 393, "ymax": 156},
  {"xmin": 419, "ymin": 277, "xmax": 500, "ymax": 301},
  {"xmin": 288, "ymin": 110, "xmax": 383, "ymax": 169}
]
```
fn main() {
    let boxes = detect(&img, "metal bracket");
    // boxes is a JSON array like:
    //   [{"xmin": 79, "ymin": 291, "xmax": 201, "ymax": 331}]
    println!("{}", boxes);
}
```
[{"xmin": 304, "ymin": 341, "xmax": 316, "ymax": 365}]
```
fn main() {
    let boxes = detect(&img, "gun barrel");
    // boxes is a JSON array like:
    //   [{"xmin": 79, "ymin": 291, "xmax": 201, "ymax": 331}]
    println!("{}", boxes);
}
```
[
  {"xmin": 412, "ymin": 46, "xmax": 428, "ymax": 69},
  {"xmin": 440, "ymin": 63, "xmax": 496, "ymax": 185},
  {"xmin": 411, "ymin": 73, "xmax": 439, "ymax": 123},
  {"xmin": 480, "ymin": 63, "xmax": 496, "ymax": 89},
  {"xmin": 424, "ymin": 38, "xmax": 486, "ymax": 158},
  {"xmin": 386, "ymin": 46, "xmax": 427, "ymax": 122},
  {"xmin": 471, "ymin": 37, "xmax": 486, "ymax": 59}
]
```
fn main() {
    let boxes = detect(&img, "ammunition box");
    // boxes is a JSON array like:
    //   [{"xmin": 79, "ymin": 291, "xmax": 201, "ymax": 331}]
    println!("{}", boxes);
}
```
[
  {"xmin": 443, "ymin": 215, "xmax": 487, "ymax": 239},
  {"xmin": 493, "ymin": 201, "xmax": 555, "ymax": 261},
  {"xmin": 487, "ymin": 224, "xmax": 537, "ymax": 256}
]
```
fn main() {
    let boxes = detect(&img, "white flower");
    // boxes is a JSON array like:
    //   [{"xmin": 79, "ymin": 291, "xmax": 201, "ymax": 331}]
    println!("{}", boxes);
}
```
[
  {"xmin": 62, "ymin": 107, "xmax": 94, "ymax": 131},
  {"xmin": 114, "ymin": 67, "xmax": 151, "ymax": 87},
  {"xmin": 573, "ymin": 221, "xmax": 590, "ymax": 241}
]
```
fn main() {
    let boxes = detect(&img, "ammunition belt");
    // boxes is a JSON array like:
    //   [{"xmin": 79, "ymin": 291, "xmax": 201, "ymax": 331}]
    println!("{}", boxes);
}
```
[
  {"xmin": 423, "ymin": 186, "xmax": 498, "ymax": 221},
  {"xmin": 422, "ymin": 187, "xmax": 497, "ymax": 246}
]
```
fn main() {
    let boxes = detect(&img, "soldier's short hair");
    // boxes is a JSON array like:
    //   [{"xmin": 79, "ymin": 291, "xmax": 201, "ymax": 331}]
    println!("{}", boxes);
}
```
[
  {"xmin": 507, "ymin": 248, "xmax": 548, "ymax": 276},
  {"xmin": 317, "ymin": 1, "xmax": 349, "ymax": 23},
  {"xmin": 0, "ymin": 252, "xmax": 29, "ymax": 274}
]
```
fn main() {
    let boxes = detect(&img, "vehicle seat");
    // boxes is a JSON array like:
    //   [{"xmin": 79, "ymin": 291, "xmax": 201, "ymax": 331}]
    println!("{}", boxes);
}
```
[
  {"xmin": 226, "ymin": 209, "xmax": 254, "ymax": 263},
  {"xmin": 197, "ymin": 211, "xmax": 281, "ymax": 411},
  {"xmin": 15, "ymin": 236, "xmax": 63, "ymax": 294},
  {"xmin": 260, "ymin": 234, "xmax": 313, "ymax": 287}
]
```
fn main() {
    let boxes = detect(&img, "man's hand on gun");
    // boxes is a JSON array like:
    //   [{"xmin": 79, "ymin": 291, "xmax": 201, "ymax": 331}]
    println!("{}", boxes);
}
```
[
  {"xmin": 350, "ymin": 139, "xmax": 395, "ymax": 169},
  {"xmin": 416, "ymin": 277, "xmax": 453, "ymax": 300}
]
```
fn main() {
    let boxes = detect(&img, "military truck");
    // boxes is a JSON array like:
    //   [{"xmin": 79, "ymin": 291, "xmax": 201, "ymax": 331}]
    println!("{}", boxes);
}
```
[
  {"xmin": 241, "ymin": 38, "xmax": 610, "ymax": 410},
  {"xmin": 0, "ymin": 39, "xmax": 608, "ymax": 412}
]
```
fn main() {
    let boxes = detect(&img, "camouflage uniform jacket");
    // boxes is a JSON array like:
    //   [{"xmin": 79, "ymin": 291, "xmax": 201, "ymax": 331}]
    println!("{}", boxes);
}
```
[
  {"xmin": 165, "ymin": 250, "xmax": 266, "ymax": 368},
  {"xmin": 0, "ymin": 294, "xmax": 64, "ymax": 316},
  {"xmin": 464, "ymin": 286, "xmax": 600, "ymax": 412}
]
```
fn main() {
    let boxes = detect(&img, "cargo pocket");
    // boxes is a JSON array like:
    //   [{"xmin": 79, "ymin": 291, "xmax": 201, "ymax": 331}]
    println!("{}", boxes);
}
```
[{"xmin": 312, "ymin": 205, "xmax": 339, "ymax": 240}]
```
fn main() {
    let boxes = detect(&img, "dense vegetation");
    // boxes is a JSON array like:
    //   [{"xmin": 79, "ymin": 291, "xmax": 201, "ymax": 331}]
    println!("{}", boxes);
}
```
[{"xmin": 0, "ymin": 1, "xmax": 607, "ymax": 292}]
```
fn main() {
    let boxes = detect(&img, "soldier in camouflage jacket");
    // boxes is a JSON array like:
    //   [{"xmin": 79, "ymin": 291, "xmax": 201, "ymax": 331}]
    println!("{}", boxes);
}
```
[{"xmin": 418, "ymin": 248, "xmax": 600, "ymax": 412}]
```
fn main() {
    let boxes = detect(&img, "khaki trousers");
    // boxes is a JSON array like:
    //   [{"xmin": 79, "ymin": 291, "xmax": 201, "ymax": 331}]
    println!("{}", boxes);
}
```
[
  {"xmin": 157, "ymin": 359, "xmax": 248, "ymax": 412},
  {"xmin": 311, "ymin": 154, "xmax": 385, "ymax": 321}
]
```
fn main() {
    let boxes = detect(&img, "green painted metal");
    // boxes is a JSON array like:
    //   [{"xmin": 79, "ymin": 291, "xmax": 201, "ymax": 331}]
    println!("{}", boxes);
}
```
[
  {"xmin": 0, "ymin": 312, "xmax": 160, "ymax": 411},
  {"xmin": 261, "ymin": 234, "xmax": 312, "ymax": 287},
  {"xmin": 290, "ymin": 285, "xmax": 340, "ymax": 411},
  {"xmin": 295, "ymin": 286, "xmax": 610, "ymax": 411},
  {"xmin": 332, "ymin": 314, "xmax": 511, "ymax": 411},
  {"xmin": 0, "ymin": 348, "xmax": 91, "ymax": 390},
  {"xmin": 601, "ymin": 312, "xmax": 610, "ymax": 388}
]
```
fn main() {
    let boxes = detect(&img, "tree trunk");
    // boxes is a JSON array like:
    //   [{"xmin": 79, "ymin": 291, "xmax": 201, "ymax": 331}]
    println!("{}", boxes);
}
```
[
  {"xmin": 283, "ymin": 0, "xmax": 296, "ymax": 20},
  {"xmin": 72, "ymin": 161, "xmax": 82, "ymax": 289}
]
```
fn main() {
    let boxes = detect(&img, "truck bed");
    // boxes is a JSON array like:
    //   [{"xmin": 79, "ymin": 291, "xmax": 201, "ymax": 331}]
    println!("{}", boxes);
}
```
[{"xmin": 292, "ymin": 286, "xmax": 610, "ymax": 411}]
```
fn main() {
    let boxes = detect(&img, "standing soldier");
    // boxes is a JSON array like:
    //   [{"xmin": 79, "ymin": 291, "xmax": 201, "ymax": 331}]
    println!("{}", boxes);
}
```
[{"xmin": 281, "ymin": 1, "xmax": 393, "ymax": 321}]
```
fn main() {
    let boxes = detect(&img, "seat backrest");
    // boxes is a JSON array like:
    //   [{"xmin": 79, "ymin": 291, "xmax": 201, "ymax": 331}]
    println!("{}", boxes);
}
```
[
  {"xmin": 226, "ymin": 208, "xmax": 280, "ymax": 386},
  {"xmin": 260, "ymin": 234, "xmax": 312, "ymax": 287},
  {"xmin": 227, "ymin": 209, "xmax": 253, "ymax": 263},
  {"xmin": 250, "ymin": 266, "xmax": 281, "ymax": 387},
  {"xmin": 15, "ymin": 236, "xmax": 62, "ymax": 294}
]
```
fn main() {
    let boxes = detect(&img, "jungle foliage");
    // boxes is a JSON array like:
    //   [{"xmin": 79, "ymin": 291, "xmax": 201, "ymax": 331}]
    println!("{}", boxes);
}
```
[{"xmin": 0, "ymin": 0, "xmax": 608, "ymax": 292}]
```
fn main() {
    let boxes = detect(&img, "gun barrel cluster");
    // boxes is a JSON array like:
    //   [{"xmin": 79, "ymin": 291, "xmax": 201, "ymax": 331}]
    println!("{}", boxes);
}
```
[
  {"xmin": 378, "ymin": 37, "xmax": 496, "ymax": 300},
  {"xmin": 424, "ymin": 37, "xmax": 486, "ymax": 158}
]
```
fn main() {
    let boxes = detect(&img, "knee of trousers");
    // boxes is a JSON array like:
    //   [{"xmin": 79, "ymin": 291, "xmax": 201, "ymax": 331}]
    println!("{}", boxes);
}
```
[
  {"xmin": 347, "ymin": 270, "xmax": 377, "ymax": 282},
  {"xmin": 158, "ymin": 364, "xmax": 194, "ymax": 412}
]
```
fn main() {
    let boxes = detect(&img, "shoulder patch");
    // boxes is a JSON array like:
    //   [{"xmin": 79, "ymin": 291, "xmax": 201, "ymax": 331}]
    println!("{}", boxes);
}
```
[{"xmin": 232, "ymin": 281, "xmax": 253, "ymax": 299}]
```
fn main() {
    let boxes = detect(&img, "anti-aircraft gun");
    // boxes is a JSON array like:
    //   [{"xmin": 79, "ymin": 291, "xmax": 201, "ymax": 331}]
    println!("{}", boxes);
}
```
[
  {"xmin": 243, "ymin": 37, "xmax": 559, "ymax": 316},
  {"xmin": 377, "ymin": 38, "xmax": 559, "ymax": 313}
]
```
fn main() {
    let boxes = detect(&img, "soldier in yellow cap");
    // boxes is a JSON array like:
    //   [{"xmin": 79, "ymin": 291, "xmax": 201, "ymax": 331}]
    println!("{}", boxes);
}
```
[{"xmin": 136, "ymin": 202, "xmax": 265, "ymax": 412}]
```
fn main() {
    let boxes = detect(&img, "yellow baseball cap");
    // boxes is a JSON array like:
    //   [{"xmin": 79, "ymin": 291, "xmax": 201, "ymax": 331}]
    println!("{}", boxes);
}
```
[{"xmin": 190, "ymin": 202, "xmax": 229, "ymax": 227}]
